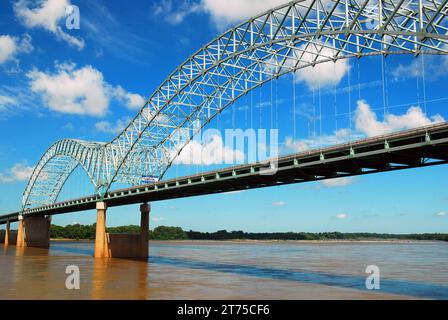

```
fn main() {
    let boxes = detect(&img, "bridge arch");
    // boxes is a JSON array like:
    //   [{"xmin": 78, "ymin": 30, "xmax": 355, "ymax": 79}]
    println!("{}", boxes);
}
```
[
  {"xmin": 22, "ymin": 139, "xmax": 105, "ymax": 209},
  {"xmin": 23, "ymin": 0, "xmax": 448, "ymax": 209}
]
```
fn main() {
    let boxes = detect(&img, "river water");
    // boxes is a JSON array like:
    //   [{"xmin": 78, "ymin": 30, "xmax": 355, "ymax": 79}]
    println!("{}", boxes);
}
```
[{"xmin": 0, "ymin": 240, "xmax": 447, "ymax": 300}]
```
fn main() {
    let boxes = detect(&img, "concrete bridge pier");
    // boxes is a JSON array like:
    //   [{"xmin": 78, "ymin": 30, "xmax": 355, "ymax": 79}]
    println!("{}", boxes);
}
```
[
  {"xmin": 94, "ymin": 202, "xmax": 151, "ymax": 259},
  {"xmin": 3, "ymin": 220, "xmax": 10, "ymax": 246},
  {"xmin": 15, "ymin": 215, "xmax": 51, "ymax": 248},
  {"xmin": 94, "ymin": 202, "xmax": 109, "ymax": 258},
  {"xmin": 16, "ymin": 217, "xmax": 25, "ymax": 247},
  {"xmin": 139, "ymin": 203, "xmax": 150, "ymax": 258}
]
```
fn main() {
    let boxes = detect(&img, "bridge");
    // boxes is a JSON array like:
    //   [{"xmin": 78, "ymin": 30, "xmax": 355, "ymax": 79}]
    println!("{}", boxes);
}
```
[{"xmin": 1, "ymin": 0, "xmax": 447, "ymax": 258}]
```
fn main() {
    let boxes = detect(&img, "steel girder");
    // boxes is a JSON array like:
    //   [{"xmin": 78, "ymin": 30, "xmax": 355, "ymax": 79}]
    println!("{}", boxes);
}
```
[{"xmin": 22, "ymin": 0, "xmax": 448, "ymax": 210}]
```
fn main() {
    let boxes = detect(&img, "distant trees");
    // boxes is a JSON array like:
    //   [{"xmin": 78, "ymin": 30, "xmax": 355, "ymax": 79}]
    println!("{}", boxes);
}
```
[
  {"xmin": 48, "ymin": 224, "xmax": 448, "ymax": 242},
  {"xmin": 50, "ymin": 224, "xmax": 96, "ymax": 240},
  {"xmin": 150, "ymin": 226, "xmax": 188, "ymax": 240}
]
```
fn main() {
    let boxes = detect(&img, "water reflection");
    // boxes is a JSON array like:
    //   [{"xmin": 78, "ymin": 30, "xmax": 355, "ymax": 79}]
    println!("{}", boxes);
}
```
[
  {"xmin": 149, "ymin": 255, "xmax": 448, "ymax": 299},
  {"xmin": 91, "ymin": 258, "xmax": 149, "ymax": 300},
  {"xmin": 1, "ymin": 241, "xmax": 447, "ymax": 300}
]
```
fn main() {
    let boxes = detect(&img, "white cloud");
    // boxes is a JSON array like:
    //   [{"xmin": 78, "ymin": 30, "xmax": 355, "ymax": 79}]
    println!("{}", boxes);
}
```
[
  {"xmin": 435, "ymin": 212, "xmax": 447, "ymax": 217},
  {"xmin": 27, "ymin": 63, "xmax": 110, "ymax": 116},
  {"xmin": 0, "ymin": 95, "xmax": 17, "ymax": 110},
  {"xmin": 272, "ymin": 201, "xmax": 285, "ymax": 206},
  {"xmin": 320, "ymin": 177, "xmax": 355, "ymax": 188},
  {"xmin": 152, "ymin": 217, "xmax": 165, "ymax": 222},
  {"xmin": 172, "ymin": 134, "xmax": 245, "ymax": 165},
  {"xmin": 0, "ymin": 34, "xmax": 33, "ymax": 65},
  {"xmin": 113, "ymin": 86, "xmax": 146, "ymax": 110},
  {"xmin": 27, "ymin": 62, "xmax": 144, "ymax": 117},
  {"xmin": 391, "ymin": 56, "xmax": 448, "ymax": 81},
  {"xmin": 95, "ymin": 117, "xmax": 131, "ymax": 134},
  {"xmin": 14, "ymin": 0, "xmax": 84, "ymax": 50},
  {"xmin": 335, "ymin": 213, "xmax": 348, "ymax": 219},
  {"xmin": 200, "ymin": 0, "xmax": 287, "ymax": 28},
  {"xmin": 0, "ymin": 36, "xmax": 17, "ymax": 64},
  {"xmin": 355, "ymin": 100, "xmax": 444, "ymax": 137},
  {"xmin": 0, "ymin": 163, "xmax": 34, "ymax": 183},
  {"xmin": 62, "ymin": 122, "xmax": 73, "ymax": 130},
  {"xmin": 294, "ymin": 42, "xmax": 350, "ymax": 89},
  {"xmin": 284, "ymin": 100, "xmax": 444, "ymax": 156},
  {"xmin": 284, "ymin": 128, "xmax": 359, "ymax": 153},
  {"xmin": 153, "ymin": 0, "xmax": 203, "ymax": 25},
  {"xmin": 153, "ymin": 0, "xmax": 316, "ymax": 29}
]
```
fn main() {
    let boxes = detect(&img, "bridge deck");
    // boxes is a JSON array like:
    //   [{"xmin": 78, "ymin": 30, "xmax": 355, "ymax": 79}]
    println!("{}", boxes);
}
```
[{"xmin": 1, "ymin": 122, "xmax": 448, "ymax": 225}]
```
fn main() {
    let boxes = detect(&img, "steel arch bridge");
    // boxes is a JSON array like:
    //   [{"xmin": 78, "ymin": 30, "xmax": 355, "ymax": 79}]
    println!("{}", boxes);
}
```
[{"xmin": 22, "ymin": 0, "xmax": 448, "ymax": 210}]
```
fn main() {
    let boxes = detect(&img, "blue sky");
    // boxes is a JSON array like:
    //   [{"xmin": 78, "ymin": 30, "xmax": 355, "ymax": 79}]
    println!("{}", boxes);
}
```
[{"xmin": 0, "ymin": 0, "xmax": 447, "ymax": 233}]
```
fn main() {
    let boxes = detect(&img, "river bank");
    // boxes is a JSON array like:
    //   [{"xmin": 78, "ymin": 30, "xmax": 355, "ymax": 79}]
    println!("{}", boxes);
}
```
[{"xmin": 49, "ymin": 238, "xmax": 444, "ymax": 244}]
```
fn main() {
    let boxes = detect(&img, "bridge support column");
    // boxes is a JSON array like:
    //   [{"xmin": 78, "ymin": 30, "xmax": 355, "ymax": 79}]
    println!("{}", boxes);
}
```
[
  {"xmin": 16, "ymin": 216, "xmax": 25, "ymax": 247},
  {"xmin": 94, "ymin": 202, "xmax": 109, "ymax": 258},
  {"xmin": 24, "ymin": 216, "xmax": 51, "ymax": 248},
  {"xmin": 140, "ymin": 203, "xmax": 150, "ymax": 258},
  {"xmin": 3, "ymin": 220, "xmax": 9, "ymax": 246},
  {"xmin": 104, "ymin": 203, "xmax": 151, "ymax": 259},
  {"xmin": 15, "ymin": 216, "xmax": 51, "ymax": 248}
]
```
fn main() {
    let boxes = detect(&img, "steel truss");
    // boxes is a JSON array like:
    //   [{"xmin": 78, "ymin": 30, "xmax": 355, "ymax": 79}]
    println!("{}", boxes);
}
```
[{"xmin": 23, "ymin": 0, "xmax": 448, "ymax": 209}]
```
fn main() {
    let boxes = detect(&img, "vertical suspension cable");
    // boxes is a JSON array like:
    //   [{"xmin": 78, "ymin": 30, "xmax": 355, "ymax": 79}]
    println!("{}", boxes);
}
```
[
  {"xmin": 421, "ymin": 54, "xmax": 427, "ymax": 115},
  {"xmin": 270, "ymin": 76, "xmax": 273, "ymax": 130},
  {"xmin": 245, "ymin": 92, "xmax": 248, "ymax": 128},
  {"xmin": 333, "ymin": 63, "xmax": 338, "ymax": 134},
  {"xmin": 313, "ymin": 85, "xmax": 316, "ymax": 145},
  {"xmin": 259, "ymin": 84, "xmax": 262, "ymax": 130},
  {"xmin": 348, "ymin": 59, "xmax": 352, "ymax": 142},
  {"xmin": 357, "ymin": 59, "xmax": 361, "ymax": 101},
  {"xmin": 275, "ymin": 79, "xmax": 278, "ymax": 130},
  {"xmin": 293, "ymin": 72, "xmax": 296, "ymax": 141},
  {"xmin": 318, "ymin": 78, "xmax": 322, "ymax": 149},
  {"xmin": 250, "ymin": 87, "xmax": 253, "ymax": 129},
  {"xmin": 381, "ymin": 54, "xmax": 386, "ymax": 118}
]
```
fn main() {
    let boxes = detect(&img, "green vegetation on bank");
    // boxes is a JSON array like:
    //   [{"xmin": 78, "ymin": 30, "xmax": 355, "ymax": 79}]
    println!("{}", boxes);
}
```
[{"xmin": 43, "ymin": 224, "xmax": 448, "ymax": 242}]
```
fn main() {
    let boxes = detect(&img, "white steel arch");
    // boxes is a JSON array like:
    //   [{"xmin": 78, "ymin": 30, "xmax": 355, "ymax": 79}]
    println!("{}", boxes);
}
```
[{"xmin": 23, "ymin": 0, "xmax": 448, "ymax": 209}]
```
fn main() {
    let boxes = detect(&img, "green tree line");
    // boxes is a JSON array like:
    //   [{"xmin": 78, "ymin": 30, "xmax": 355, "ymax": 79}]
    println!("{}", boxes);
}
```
[{"xmin": 44, "ymin": 224, "xmax": 448, "ymax": 241}]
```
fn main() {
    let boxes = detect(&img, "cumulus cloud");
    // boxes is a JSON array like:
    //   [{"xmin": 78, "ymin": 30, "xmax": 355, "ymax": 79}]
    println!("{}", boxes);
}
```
[
  {"xmin": 152, "ymin": 0, "xmax": 203, "ymax": 25},
  {"xmin": 0, "ymin": 36, "xmax": 17, "ymax": 64},
  {"xmin": 0, "ymin": 34, "xmax": 33, "ymax": 65},
  {"xmin": 14, "ymin": 0, "xmax": 84, "ymax": 50},
  {"xmin": 355, "ymin": 100, "xmax": 444, "ymax": 137},
  {"xmin": 272, "ymin": 201, "xmax": 286, "ymax": 206},
  {"xmin": 320, "ymin": 177, "xmax": 355, "ymax": 188},
  {"xmin": 284, "ymin": 128, "xmax": 358, "ymax": 153},
  {"xmin": 27, "ymin": 63, "xmax": 109, "ymax": 116},
  {"xmin": 284, "ymin": 137, "xmax": 310, "ymax": 153},
  {"xmin": 294, "ymin": 42, "xmax": 350, "ymax": 89},
  {"xmin": 391, "ymin": 56, "xmax": 448, "ymax": 81},
  {"xmin": 27, "ymin": 62, "xmax": 144, "ymax": 117},
  {"xmin": 285, "ymin": 100, "xmax": 444, "ymax": 154},
  {"xmin": 95, "ymin": 117, "xmax": 131, "ymax": 134},
  {"xmin": 172, "ymin": 134, "xmax": 245, "ymax": 165},
  {"xmin": 200, "ymin": 0, "xmax": 287, "ymax": 28},
  {"xmin": 152, "ymin": 0, "xmax": 285, "ymax": 28},
  {"xmin": 0, "ymin": 163, "xmax": 34, "ymax": 183},
  {"xmin": 335, "ymin": 213, "xmax": 348, "ymax": 219},
  {"xmin": 113, "ymin": 86, "xmax": 146, "ymax": 110},
  {"xmin": 435, "ymin": 212, "xmax": 447, "ymax": 217}
]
